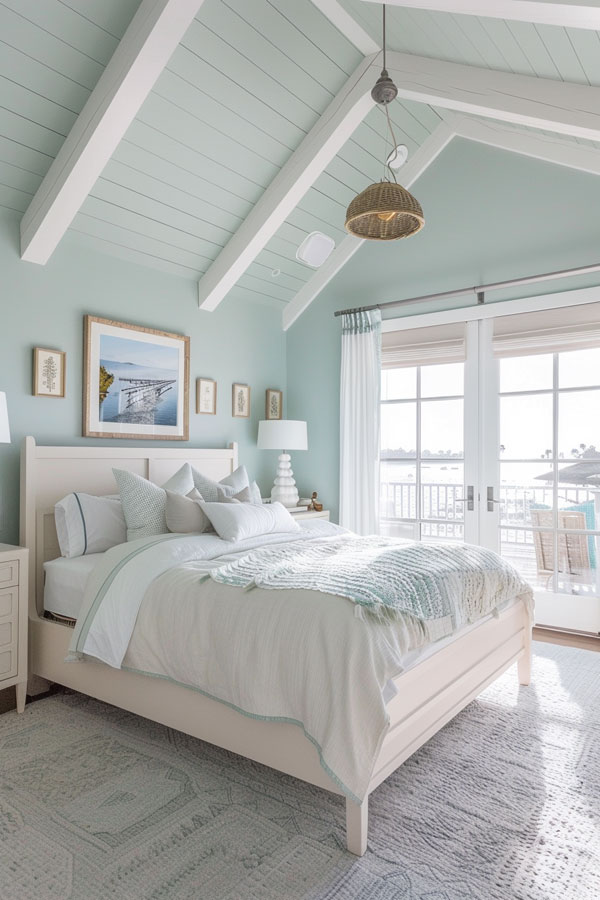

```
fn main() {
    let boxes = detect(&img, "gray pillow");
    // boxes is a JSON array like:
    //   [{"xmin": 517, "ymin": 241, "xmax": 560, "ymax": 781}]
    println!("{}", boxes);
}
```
[
  {"xmin": 191, "ymin": 464, "xmax": 249, "ymax": 502},
  {"xmin": 113, "ymin": 464, "xmax": 195, "ymax": 541},
  {"xmin": 165, "ymin": 488, "xmax": 213, "ymax": 534},
  {"xmin": 216, "ymin": 482, "xmax": 262, "ymax": 505}
]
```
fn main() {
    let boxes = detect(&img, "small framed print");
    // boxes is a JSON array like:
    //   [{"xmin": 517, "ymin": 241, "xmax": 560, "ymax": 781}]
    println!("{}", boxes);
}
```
[
  {"xmin": 196, "ymin": 377, "xmax": 217, "ymax": 415},
  {"xmin": 33, "ymin": 347, "xmax": 66, "ymax": 398},
  {"xmin": 266, "ymin": 388, "xmax": 282, "ymax": 420},
  {"xmin": 232, "ymin": 383, "xmax": 250, "ymax": 418}
]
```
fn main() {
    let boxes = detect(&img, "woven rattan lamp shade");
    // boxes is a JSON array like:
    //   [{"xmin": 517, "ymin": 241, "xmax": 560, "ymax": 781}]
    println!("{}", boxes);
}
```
[{"xmin": 345, "ymin": 181, "xmax": 424, "ymax": 241}]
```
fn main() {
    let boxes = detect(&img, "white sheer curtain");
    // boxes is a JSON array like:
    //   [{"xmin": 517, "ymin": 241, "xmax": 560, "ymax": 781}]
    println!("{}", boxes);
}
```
[{"xmin": 339, "ymin": 309, "xmax": 382, "ymax": 534}]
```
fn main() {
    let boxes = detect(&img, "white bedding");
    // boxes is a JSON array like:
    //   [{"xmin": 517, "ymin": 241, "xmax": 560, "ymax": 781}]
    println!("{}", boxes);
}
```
[
  {"xmin": 68, "ymin": 522, "xmax": 531, "ymax": 803},
  {"xmin": 44, "ymin": 554, "xmax": 103, "ymax": 619}
]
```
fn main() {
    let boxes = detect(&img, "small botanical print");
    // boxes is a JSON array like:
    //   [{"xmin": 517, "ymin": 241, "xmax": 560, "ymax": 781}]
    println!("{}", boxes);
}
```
[
  {"xmin": 196, "ymin": 378, "xmax": 217, "ymax": 415},
  {"xmin": 33, "ymin": 348, "xmax": 66, "ymax": 398},
  {"xmin": 266, "ymin": 388, "xmax": 282, "ymax": 420},
  {"xmin": 232, "ymin": 383, "xmax": 250, "ymax": 418}
]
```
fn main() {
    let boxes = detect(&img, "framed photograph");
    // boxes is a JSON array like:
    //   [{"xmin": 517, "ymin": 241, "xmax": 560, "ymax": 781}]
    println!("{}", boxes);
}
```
[
  {"xmin": 265, "ymin": 388, "xmax": 282, "ymax": 420},
  {"xmin": 232, "ymin": 383, "xmax": 250, "ymax": 418},
  {"xmin": 196, "ymin": 377, "xmax": 217, "ymax": 415},
  {"xmin": 83, "ymin": 315, "xmax": 189, "ymax": 440},
  {"xmin": 33, "ymin": 347, "xmax": 66, "ymax": 398}
]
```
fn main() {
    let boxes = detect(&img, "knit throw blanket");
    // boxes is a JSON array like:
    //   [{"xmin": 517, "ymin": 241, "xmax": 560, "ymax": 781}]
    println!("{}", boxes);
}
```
[{"xmin": 210, "ymin": 536, "xmax": 532, "ymax": 639}]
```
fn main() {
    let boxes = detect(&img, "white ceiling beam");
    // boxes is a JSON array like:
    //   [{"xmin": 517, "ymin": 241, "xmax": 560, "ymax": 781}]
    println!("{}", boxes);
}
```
[
  {"xmin": 198, "ymin": 54, "xmax": 379, "ymax": 312},
  {"xmin": 310, "ymin": 0, "xmax": 379, "ymax": 54},
  {"xmin": 451, "ymin": 113, "xmax": 600, "ymax": 178},
  {"xmin": 360, "ymin": 0, "xmax": 600, "ymax": 31},
  {"xmin": 382, "ymin": 51, "xmax": 600, "ymax": 142},
  {"xmin": 20, "ymin": 0, "xmax": 205, "ymax": 265},
  {"xmin": 282, "ymin": 121, "xmax": 455, "ymax": 331}
]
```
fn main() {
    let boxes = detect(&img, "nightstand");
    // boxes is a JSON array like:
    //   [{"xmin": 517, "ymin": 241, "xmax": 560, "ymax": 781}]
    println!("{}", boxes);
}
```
[
  {"xmin": 289, "ymin": 510, "xmax": 330, "ymax": 521},
  {"xmin": 0, "ymin": 544, "xmax": 28, "ymax": 713}
]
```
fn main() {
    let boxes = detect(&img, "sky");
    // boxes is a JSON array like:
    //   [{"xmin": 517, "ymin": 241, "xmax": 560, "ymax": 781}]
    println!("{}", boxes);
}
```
[{"xmin": 100, "ymin": 334, "xmax": 179, "ymax": 372}]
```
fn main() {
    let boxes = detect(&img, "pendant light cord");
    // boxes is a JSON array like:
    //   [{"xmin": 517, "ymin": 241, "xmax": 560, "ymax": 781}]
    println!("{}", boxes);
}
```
[{"xmin": 382, "ymin": 3, "xmax": 387, "ymax": 72}]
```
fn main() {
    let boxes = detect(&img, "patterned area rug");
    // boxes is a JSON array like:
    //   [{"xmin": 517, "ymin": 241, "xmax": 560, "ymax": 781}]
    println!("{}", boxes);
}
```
[{"xmin": 0, "ymin": 641, "xmax": 598, "ymax": 900}]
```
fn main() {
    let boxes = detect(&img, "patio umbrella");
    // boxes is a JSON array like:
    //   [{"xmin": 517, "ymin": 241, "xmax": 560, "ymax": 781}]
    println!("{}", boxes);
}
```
[{"xmin": 535, "ymin": 460, "xmax": 600, "ymax": 485}]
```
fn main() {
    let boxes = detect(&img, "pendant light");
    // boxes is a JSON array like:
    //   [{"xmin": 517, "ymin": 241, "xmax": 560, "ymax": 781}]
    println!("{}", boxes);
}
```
[{"xmin": 345, "ymin": 4, "xmax": 424, "ymax": 241}]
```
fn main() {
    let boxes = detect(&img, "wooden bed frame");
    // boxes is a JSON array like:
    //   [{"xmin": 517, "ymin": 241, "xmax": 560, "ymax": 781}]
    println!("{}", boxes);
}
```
[{"xmin": 20, "ymin": 436, "xmax": 532, "ymax": 856}]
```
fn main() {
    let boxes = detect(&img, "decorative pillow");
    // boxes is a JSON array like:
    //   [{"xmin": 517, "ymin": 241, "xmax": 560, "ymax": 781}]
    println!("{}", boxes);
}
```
[
  {"xmin": 191, "ymin": 464, "xmax": 249, "ymax": 502},
  {"xmin": 200, "ymin": 500, "xmax": 299, "ymax": 542},
  {"xmin": 55, "ymin": 493, "xmax": 127, "ymax": 558},
  {"xmin": 165, "ymin": 488, "xmax": 213, "ymax": 534},
  {"xmin": 113, "ymin": 463, "xmax": 195, "ymax": 541},
  {"xmin": 216, "ymin": 481, "xmax": 262, "ymax": 505}
]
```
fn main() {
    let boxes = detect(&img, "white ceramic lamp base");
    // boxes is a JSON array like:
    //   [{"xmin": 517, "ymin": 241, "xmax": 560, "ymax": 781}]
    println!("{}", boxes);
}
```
[{"xmin": 270, "ymin": 452, "xmax": 299, "ymax": 508}]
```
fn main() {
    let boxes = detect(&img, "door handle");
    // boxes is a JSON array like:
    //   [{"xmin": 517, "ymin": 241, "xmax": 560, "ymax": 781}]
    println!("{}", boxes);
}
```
[
  {"xmin": 455, "ymin": 485, "xmax": 474, "ymax": 511},
  {"xmin": 487, "ymin": 486, "xmax": 502, "ymax": 512}
]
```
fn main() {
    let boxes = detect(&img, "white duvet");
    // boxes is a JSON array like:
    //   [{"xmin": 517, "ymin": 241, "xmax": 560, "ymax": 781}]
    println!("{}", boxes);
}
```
[{"xmin": 69, "ymin": 521, "xmax": 529, "ymax": 802}]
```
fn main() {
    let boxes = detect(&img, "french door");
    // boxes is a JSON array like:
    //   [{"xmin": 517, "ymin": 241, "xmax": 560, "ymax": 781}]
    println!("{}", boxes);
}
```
[{"xmin": 381, "ymin": 315, "xmax": 600, "ymax": 635}]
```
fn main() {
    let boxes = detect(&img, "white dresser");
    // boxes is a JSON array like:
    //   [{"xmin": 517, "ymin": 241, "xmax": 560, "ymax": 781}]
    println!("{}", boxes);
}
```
[
  {"xmin": 290, "ymin": 510, "xmax": 330, "ymax": 522},
  {"xmin": 0, "ymin": 544, "xmax": 28, "ymax": 713}
]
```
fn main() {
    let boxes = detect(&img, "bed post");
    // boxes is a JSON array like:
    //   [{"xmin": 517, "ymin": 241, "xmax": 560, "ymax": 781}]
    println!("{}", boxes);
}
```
[
  {"xmin": 518, "ymin": 614, "xmax": 532, "ymax": 686},
  {"xmin": 346, "ymin": 797, "xmax": 368, "ymax": 856}
]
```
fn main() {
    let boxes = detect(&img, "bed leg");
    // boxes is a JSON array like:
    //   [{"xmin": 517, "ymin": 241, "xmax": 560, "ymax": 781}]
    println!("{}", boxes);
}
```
[
  {"xmin": 518, "ymin": 630, "xmax": 532, "ymax": 686},
  {"xmin": 346, "ymin": 797, "xmax": 368, "ymax": 856}
]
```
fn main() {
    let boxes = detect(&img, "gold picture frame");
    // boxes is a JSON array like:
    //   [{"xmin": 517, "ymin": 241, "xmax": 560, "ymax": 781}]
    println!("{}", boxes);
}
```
[
  {"xmin": 83, "ymin": 315, "xmax": 189, "ymax": 440},
  {"xmin": 265, "ymin": 388, "xmax": 282, "ymax": 420},
  {"xmin": 232, "ymin": 383, "xmax": 250, "ymax": 418},
  {"xmin": 196, "ymin": 377, "xmax": 217, "ymax": 415},
  {"xmin": 33, "ymin": 347, "xmax": 66, "ymax": 398}
]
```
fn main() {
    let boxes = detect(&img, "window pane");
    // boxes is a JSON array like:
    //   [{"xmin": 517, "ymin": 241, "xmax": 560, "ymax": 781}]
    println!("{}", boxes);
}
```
[
  {"xmin": 499, "ymin": 462, "xmax": 555, "ymax": 527},
  {"xmin": 380, "ymin": 462, "xmax": 416, "ymax": 520},
  {"xmin": 500, "ymin": 529, "xmax": 544, "ymax": 591},
  {"xmin": 421, "ymin": 462, "xmax": 464, "ymax": 522},
  {"xmin": 558, "ymin": 389, "xmax": 600, "ymax": 459},
  {"xmin": 500, "ymin": 394, "xmax": 553, "ymax": 459},
  {"xmin": 557, "ymin": 463, "xmax": 600, "ymax": 512},
  {"xmin": 421, "ymin": 398, "xmax": 463, "ymax": 458},
  {"xmin": 421, "ymin": 362, "xmax": 463, "ymax": 398},
  {"xmin": 422, "ymin": 522, "xmax": 463, "ymax": 542},
  {"xmin": 381, "ymin": 367, "xmax": 416, "ymax": 400},
  {"xmin": 500, "ymin": 354, "xmax": 553, "ymax": 393},
  {"xmin": 559, "ymin": 346, "xmax": 600, "ymax": 389},
  {"xmin": 381, "ymin": 402, "xmax": 416, "ymax": 458}
]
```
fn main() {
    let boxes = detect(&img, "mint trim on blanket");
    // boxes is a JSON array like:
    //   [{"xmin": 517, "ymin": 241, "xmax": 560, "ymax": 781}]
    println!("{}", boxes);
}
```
[{"xmin": 210, "ymin": 536, "xmax": 531, "ymax": 637}]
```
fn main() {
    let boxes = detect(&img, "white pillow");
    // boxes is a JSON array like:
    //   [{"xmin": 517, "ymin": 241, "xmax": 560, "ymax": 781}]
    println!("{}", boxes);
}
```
[
  {"xmin": 165, "ymin": 488, "xmax": 213, "ymax": 534},
  {"xmin": 191, "ymin": 464, "xmax": 249, "ymax": 502},
  {"xmin": 216, "ymin": 481, "xmax": 262, "ymax": 505},
  {"xmin": 200, "ymin": 500, "xmax": 300, "ymax": 542},
  {"xmin": 55, "ymin": 493, "xmax": 127, "ymax": 558},
  {"xmin": 113, "ymin": 463, "xmax": 195, "ymax": 541}
]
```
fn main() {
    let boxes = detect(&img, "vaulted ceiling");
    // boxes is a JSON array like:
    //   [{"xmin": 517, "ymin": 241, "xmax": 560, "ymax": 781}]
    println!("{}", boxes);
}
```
[{"xmin": 1, "ymin": 0, "xmax": 600, "ymax": 327}]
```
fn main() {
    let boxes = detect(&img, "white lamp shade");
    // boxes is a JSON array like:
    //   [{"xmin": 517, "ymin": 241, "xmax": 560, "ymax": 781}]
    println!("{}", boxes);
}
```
[
  {"xmin": 0, "ymin": 393, "xmax": 10, "ymax": 444},
  {"xmin": 257, "ymin": 419, "xmax": 307, "ymax": 451}
]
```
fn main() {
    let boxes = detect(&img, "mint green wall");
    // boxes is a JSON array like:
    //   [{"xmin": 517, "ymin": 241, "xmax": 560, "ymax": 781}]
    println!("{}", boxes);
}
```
[
  {"xmin": 0, "ymin": 209, "xmax": 286, "ymax": 545},
  {"xmin": 287, "ymin": 139, "xmax": 600, "ymax": 522}
]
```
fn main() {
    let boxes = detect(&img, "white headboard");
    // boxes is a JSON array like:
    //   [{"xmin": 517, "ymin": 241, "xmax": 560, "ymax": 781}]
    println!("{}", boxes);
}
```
[{"xmin": 19, "ymin": 436, "xmax": 238, "ymax": 616}]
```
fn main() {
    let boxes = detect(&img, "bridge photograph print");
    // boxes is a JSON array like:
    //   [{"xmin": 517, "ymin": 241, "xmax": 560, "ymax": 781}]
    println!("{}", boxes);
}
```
[{"xmin": 83, "ymin": 315, "xmax": 189, "ymax": 440}]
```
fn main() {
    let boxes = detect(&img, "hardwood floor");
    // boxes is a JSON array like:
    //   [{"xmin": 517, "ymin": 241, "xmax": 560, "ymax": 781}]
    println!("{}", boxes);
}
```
[{"xmin": 533, "ymin": 626, "xmax": 600, "ymax": 652}]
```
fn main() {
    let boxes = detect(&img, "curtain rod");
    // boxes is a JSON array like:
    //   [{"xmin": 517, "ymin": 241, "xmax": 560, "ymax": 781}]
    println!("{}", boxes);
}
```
[{"xmin": 333, "ymin": 260, "xmax": 600, "ymax": 318}]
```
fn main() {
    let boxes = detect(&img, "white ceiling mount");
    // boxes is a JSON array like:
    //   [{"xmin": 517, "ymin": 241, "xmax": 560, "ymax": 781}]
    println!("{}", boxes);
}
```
[
  {"xmin": 359, "ymin": 1, "xmax": 600, "ymax": 31},
  {"xmin": 296, "ymin": 232, "xmax": 336, "ymax": 268},
  {"xmin": 20, "ymin": 0, "xmax": 206, "ymax": 265},
  {"xmin": 387, "ymin": 144, "xmax": 409, "ymax": 169}
]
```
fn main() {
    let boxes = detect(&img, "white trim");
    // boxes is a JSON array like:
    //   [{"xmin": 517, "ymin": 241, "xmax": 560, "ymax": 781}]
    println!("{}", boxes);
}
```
[
  {"xmin": 310, "ymin": 0, "xmax": 379, "ymax": 55},
  {"xmin": 282, "ymin": 121, "xmax": 455, "ymax": 330},
  {"xmin": 360, "ymin": 0, "xmax": 600, "ymax": 31},
  {"xmin": 452, "ymin": 114, "xmax": 600, "ymax": 179},
  {"xmin": 20, "ymin": 0, "xmax": 205, "ymax": 265},
  {"xmin": 381, "ymin": 285, "xmax": 600, "ymax": 333},
  {"xmin": 198, "ymin": 55, "xmax": 378, "ymax": 312},
  {"xmin": 383, "ymin": 51, "xmax": 600, "ymax": 142}
]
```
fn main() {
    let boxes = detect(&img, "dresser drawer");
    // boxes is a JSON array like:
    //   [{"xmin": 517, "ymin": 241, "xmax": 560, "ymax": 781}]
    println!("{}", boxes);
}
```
[
  {"xmin": 0, "ymin": 648, "xmax": 16, "ymax": 679},
  {"xmin": 0, "ymin": 560, "xmax": 18, "ymax": 589},
  {"xmin": 0, "ymin": 587, "xmax": 17, "ymax": 619},
  {"xmin": 0, "ymin": 620, "xmax": 13, "ymax": 648}
]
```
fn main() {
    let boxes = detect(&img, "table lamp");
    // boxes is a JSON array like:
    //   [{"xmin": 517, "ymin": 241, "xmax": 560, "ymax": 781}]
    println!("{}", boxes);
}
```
[
  {"xmin": 257, "ymin": 419, "xmax": 307, "ymax": 507},
  {"xmin": 0, "ymin": 393, "xmax": 10, "ymax": 445}
]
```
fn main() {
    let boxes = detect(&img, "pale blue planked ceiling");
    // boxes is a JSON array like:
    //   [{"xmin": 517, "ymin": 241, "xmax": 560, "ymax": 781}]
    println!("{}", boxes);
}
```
[{"xmin": 1, "ymin": 0, "xmax": 600, "ymax": 305}]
